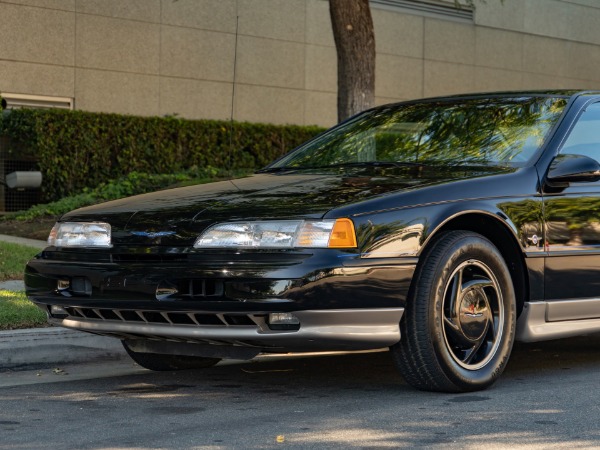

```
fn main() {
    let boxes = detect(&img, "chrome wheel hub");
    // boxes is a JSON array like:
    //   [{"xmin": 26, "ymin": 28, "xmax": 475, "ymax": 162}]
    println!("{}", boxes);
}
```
[{"xmin": 442, "ymin": 260, "xmax": 503, "ymax": 370}]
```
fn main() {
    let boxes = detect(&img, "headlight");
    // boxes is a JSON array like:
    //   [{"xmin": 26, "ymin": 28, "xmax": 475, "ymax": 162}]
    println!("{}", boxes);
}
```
[
  {"xmin": 48, "ymin": 222, "xmax": 112, "ymax": 248},
  {"xmin": 194, "ymin": 218, "xmax": 357, "ymax": 249}
]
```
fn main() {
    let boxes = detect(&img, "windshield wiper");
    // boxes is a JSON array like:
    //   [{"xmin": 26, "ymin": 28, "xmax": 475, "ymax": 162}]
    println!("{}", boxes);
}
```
[
  {"xmin": 257, "ymin": 161, "xmax": 427, "ymax": 173},
  {"xmin": 319, "ymin": 161, "xmax": 427, "ymax": 169},
  {"xmin": 255, "ymin": 166, "xmax": 308, "ymax": 173}
]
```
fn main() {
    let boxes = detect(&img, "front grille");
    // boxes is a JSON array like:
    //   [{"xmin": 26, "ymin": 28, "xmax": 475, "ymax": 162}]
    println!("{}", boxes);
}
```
[
  {"xmin": 177, "ymin": 279, "xmax": 224, "ymax": 298},
  {"xmin": 112, "ymin": 254, "xmax": 188, "ymax": 263},
  {"xmin": 42, "ymin": 249, "xmax": 312, "ymax": 265},
  {"xmin": 62, "ymin": 307, "xmax": 256, "ymax": 327}
]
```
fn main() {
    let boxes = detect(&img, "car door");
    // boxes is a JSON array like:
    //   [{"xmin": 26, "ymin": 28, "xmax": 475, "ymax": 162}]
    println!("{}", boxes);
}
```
[{"xmin": 544, "ymin": 101, "xmax": 600, "ymax": 316}]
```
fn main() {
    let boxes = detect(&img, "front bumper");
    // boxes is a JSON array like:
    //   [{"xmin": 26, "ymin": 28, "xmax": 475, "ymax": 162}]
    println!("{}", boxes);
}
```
[
  {"xmin": 26, "ymin": 248, "xmax": 415, "ymax": 353},
  {"xmin": 44, "ymin": 308, "xmax": 404, "ymax": 353}
]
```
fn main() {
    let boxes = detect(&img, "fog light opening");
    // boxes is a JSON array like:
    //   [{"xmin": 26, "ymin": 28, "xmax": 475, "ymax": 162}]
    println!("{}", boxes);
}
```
[
  {"xmin": 156, "ymin": 280, "xmax": 179, "ymax": 301},
  {"xmin": 50, "ymin": 305, "xmax": 68, "ymax": 319},
  {"xmin": 56, "ymin": 279, "xmax": 71, "ymax": 297},
  {"xmin": 267, "ymin": 312, "xmax": 300, "ymax": 331}
]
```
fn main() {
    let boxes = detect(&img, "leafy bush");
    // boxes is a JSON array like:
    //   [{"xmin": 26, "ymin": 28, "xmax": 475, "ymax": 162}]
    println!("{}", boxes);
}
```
[{"xmin": 0, "ymin": 109, "xmax": 324, "ymax": 202}]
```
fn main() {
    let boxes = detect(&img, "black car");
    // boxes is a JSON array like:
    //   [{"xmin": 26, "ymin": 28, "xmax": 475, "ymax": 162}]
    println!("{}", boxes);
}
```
[{"xmin": 25, "ymin": 90, "xmax": 600, "ymax": 392}]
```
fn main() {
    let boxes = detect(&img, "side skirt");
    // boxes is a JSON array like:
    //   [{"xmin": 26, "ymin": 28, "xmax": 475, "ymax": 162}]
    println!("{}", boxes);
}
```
[{"xmin": 516, "ymin": 299, "xmax": 600, "ymax": 342}]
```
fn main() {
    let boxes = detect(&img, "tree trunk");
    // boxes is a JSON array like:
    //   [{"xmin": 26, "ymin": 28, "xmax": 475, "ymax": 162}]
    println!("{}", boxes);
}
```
[{"xmin": 329, "ymin": 0, "xmax": 375, "ymax": 123}]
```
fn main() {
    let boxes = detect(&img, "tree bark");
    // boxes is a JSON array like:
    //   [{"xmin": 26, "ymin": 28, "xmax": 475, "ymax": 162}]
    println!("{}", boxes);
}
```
[{"xmin": 329, "ymin": 0, "xmax": 375, "ymax": 123}]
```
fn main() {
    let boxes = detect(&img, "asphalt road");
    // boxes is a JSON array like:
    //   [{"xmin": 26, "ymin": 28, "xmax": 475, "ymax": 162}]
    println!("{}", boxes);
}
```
[{"xmin": 2, "ymin": 336, "xmax": 600, "ymax": 450}]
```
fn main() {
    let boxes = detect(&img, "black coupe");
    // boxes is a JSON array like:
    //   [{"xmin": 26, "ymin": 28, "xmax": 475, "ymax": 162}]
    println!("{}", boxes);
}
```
[{"xmin": 25, "ymin": 90, "xmax": 600, "ymax": 392}]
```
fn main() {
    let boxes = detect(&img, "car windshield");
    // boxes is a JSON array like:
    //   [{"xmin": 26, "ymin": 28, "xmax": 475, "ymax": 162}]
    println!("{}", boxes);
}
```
[{"xmin": 268, "ymin": 96, "xmax": 568, "ymax": 170}]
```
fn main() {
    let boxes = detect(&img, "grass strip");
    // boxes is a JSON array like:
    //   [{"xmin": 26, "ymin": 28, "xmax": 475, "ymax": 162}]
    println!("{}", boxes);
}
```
[
  {"xmin": 0, "ymin": 241, "xmax": 40, "ymax": 282},
  {"xmin": 0, "ymin": 290, "xmax": 47, "ymax": 330}
]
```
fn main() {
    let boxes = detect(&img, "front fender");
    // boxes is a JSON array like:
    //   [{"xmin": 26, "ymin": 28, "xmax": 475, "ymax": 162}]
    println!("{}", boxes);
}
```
[{"xmin": 351, "ymin": 197, "xmax": 542, "ymax": 259}]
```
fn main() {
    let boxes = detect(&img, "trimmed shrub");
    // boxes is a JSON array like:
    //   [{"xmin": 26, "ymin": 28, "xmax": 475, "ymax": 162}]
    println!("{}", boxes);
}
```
[{"xmin": 0, "ymin": 109, "xmax": 324, "ymax": 201}]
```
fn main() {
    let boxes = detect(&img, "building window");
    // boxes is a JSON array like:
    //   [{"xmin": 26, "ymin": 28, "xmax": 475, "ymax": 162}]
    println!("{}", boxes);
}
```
[
  {"xmin": 370, "ymin": 0, "xmax": 474, "ymax": 23},
  {"xmin": 1, "ymin": 93, "xmax": 73, "ymax": 110}
]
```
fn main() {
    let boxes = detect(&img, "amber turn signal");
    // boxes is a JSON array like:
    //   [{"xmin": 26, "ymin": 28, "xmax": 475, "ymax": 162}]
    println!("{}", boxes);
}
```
[{"xmin": 328, "ymin": 218, "xmax": 357, "ymax": 248}]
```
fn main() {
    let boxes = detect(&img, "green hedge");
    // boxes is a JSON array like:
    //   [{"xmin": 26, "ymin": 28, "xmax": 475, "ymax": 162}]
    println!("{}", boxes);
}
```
[{"xmin": 0, "ymin": 109, "xmax": 324, "ymax": 201}]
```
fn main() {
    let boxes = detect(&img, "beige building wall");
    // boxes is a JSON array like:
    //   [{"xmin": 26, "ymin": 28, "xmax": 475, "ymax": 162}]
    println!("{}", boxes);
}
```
[{"xmin": 1, "ymin": 0, "xmax": 600, "ymax": 128}]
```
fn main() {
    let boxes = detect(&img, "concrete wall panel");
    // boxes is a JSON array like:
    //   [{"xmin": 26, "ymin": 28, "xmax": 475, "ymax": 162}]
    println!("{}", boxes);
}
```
[
  {"xmin": 0, "ymin": 60, "xmax": 74, "ymax": 97},
  {"xmin": 473, "ymin": 67, "xmax": 522, "ymax": 92},
  {"xmin": 424, "ymin": 19, "xmax": 474, "ymax": 65},
  {"xmin": 375, "ymin": 96, "xmax": 406, "ymax": 106},
  {"xmin": 76, "ymin": 14, "xmax": 159, "ymax": 74},
  {"xmin": 474, "ymin": 0, "xmax": 524, "ymax": 32},
  {"xmin": 160, "ymin": 26, "xmax": 235, "ymax": 82},
  {"xmin": 236, "ymin": 36, "xmax": 305, "ymax": 89},
  {"xmin": 160, "ymin": 0, "xmax": 236, "ymax": 33},
  {"xmin": 234, "ymin": 85, "xmax": 304, "ymax": 125},
  {"xmin": 521, "ymin": 73, "xmax": 575, "ymax": 90},
  {"xmin": 160, "ymin": 78, "xmax": 233, "ymax": 120},
  {"xmin": 76, "ymin": 0, "xmax": 160, "ymax": 23},
  {"xmin": 523, "ymin": 0, "xmax": 573, "ymax": 44},
  {"xmin": 522, "ymin": 35, "xmax": 569, "ymax": 78},
  {"xmin": 2, "ymin": 0, "xmax": 74, "ymax": 11},
  {"xmin": 304, "ymin": 91, "xmax": 336, "ymax": 126},
  {"xmin": 565, "ymin": 42, "xmax": 600, "ymax": 82},
  {"xmin": 238, "ymin": 0, "xmax": 305, "ymax": 43},
  {"xmin": 476, "ymin": 0, "xmax": 600, "ymax": 46},
  {"xmin": 305, "ymin": 44, "xmax": 336, "ymax": 93},
  {"xmin": 374, "ymin": 10, "xmax": 423, "ymax": 59},
  {"xmin": 305, "ymin": 0, "xmax": 333, "ymax": 47},
  {"xmin": 0, "ymin": 3, "xmax": 74, "ymax": 66},
  {"xmin": 475, "ymin": 28, "xmax": 522, "ymax": 71},
  {"xmin": 75, "ymin": 69, "xmax": 159, "ymax": 116},
  {"xmin": 377, "ymin": 54, "xmax": 423, "ymax": 99},
  {"xmin": 423, "ymin": 61, "xmax": 475, "ymax": 98},
  {"xmin": 565, "ymin": 0, "xmax": 600, "ymax": 6},
  {"xmin": 2, "ymin": 0, "xmax": 600, "ymax": 127}
]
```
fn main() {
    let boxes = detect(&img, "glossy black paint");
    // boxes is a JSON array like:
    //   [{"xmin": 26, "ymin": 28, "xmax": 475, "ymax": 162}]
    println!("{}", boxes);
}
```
[
  {"xmin": 25, "ymin": 90, "xmax": 600, "ymax": 347},
  {"xmin": 25, "ymin": 249, "xmax": 415, "ymax": 311},
  {"xmin": 60, "ymin": 165, "xmax": 515, "ymax": 247}
]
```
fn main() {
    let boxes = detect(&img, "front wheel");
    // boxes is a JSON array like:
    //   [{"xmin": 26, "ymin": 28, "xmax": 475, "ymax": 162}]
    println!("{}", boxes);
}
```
[
  {"xmin": 122, "ymin": 341, "xmax": 221, "ymax": 371},
  {"xmin": 391, "ymin": 231, "xmax": 516, "ymax": 392}
]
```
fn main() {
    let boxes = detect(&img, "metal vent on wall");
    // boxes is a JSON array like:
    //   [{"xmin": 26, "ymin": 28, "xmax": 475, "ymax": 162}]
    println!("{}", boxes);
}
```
[
  {"xmin": 370, "ymin": 0, "xmax": 474, "ymax": 22},
  {"xmin": 1, "ymin": 93, "xmax": 73, "ymax": 110}
]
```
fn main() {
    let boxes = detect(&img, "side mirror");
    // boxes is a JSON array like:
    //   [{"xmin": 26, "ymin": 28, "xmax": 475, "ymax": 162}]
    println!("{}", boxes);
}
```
[{"xmin": 546, "ymin": 154, "xmax": 600, "ymax": 187}]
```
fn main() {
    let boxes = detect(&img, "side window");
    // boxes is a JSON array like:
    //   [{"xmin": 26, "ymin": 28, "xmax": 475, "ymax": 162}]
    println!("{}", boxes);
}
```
[{"xmin": 560, "ymin": 102, "xmax": 600, "ymax": 162}]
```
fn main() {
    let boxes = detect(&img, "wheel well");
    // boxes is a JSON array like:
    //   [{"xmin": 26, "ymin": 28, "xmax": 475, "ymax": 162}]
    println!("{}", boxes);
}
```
[{"xmin": 432, "ymin": 213, "xmax": 527, "ymax": 316}]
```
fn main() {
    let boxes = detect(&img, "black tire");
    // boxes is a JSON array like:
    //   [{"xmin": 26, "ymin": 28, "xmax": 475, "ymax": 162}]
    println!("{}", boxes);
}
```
[
  {"xmin": 122, "ymin": 341, "xmax": 221, "ymax": 371},
  {"xmin": 391, "ymin": 230, "xmax": 516, "ymax": 392}
]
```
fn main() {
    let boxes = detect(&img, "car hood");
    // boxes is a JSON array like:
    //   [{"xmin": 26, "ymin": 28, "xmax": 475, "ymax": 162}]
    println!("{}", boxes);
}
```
[{"xmin": 61, "ymin": 165, "xmax": 515, "ymax": 246}]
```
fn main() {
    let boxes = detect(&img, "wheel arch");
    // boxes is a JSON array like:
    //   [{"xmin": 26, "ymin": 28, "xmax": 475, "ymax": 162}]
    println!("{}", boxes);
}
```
[{"xmin": 419, "ymin": 210, "xmax": 528, "ymax": 317}]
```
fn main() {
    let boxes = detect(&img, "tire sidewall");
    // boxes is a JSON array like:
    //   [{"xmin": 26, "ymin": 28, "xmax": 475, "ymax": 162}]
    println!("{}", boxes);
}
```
[{"xmin": 427, "ymin": 234, "xmax": 516, "ymax": 390}]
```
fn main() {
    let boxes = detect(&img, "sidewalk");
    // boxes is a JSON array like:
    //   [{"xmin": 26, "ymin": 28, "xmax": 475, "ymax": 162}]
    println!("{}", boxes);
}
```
[
  {"xmin": 0, "ymin": 234, "xmax": 128, "ymax": 371},
  {"xmin": 0, "ymin": 233, "xmax": 47, "ymax": 249}
]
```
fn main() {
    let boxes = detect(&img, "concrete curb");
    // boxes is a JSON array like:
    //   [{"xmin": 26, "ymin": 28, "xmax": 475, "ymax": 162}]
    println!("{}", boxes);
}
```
[
  {"xmin": 0, "ymin": 280, "xmax": 25, "ymax": 291},
  {"xmin": 0, "ymin": 234, "xmax": 130, "ymax": 371},
  {"xmin": 0, "ymin": 327, "xmax": 128, "ymax": 371}
]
